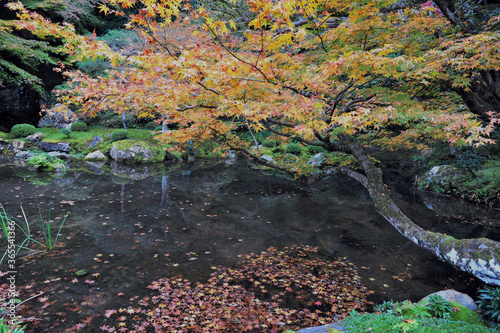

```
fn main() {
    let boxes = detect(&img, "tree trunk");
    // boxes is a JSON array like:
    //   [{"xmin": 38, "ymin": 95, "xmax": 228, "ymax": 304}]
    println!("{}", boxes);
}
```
[
  {"xmin": 453, "ymin": 71, "xmax": 500, "ymax": 122},
  {"xmin": 161, "ymin": 115, "xmax": 168, "ymax": 134},
  {"xmin": 348, "ymin": 144, "xmax": 500, "ymax": 285},
  {"xmin": 121, "ymin": 113, "xmax": 127, "ymax": 129}
]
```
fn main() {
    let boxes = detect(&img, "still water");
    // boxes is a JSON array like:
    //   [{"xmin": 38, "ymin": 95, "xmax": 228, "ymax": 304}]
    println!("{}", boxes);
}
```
[{"xmin": 0, "ymin": 157, "xmax": 498, "ymax": 332}]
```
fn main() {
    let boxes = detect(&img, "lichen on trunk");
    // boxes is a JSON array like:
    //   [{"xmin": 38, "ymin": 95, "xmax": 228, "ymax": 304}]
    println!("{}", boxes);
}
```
[{"xmin": 348, "ymin": 144, "xmax": 500, "ymax": 286}]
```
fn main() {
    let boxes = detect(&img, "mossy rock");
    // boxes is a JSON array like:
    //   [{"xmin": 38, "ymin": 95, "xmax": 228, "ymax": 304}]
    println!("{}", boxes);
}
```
[
  {"xmin": 110, "ymin": 140, "xmax": 165, "ymax": 164},
  {"xmin": 449, "ymin": 301, "xmax": 484, "ymax": 326}
]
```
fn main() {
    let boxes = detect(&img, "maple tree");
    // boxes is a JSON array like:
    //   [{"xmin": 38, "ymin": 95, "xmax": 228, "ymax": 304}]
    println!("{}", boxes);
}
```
[{"xmin": 10, "ymin": 0, "xmax": 500, "ymax": 285}]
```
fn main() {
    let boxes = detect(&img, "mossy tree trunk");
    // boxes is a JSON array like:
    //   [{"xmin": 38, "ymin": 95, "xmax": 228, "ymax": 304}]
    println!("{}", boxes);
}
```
[{"xmin": 348, "ymin": 144, "xmax": 500, "ymax": 286}]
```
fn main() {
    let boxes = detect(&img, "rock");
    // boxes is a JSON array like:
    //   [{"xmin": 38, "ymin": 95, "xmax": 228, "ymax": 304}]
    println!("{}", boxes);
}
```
[
  {"xmin": 48, "ymin": 152, "xmax": 69, "ymax": 159},
  {"xmin": 5, "ymin": 140, "xmax": 25, "ymax": 152},
  {"xmin": 261, "ymin": 155, "xmax": 275, "ymax": 163},
  {"xmin": 420, "ymin": 290, "xmax": 477, "ymax": 311},
  {"xmin": 26, "ymin": 132, "xmax": 47, "ymax": 144},
  {"xmin": 40, "ymin": 141, "xmax": 70, "ymax": 153},
  {"xmin": 225, "ymin": 151, "xmax": 236, "ymax": 165},
  {"xmin": 110, "ymin": 140, "xmax": 165, "ymax": 164},
  {"xmin": 38, "ymin": 104, "xmax": 78, "ymax": 129},
  {"xmin": 15, "ymin": 151, "xmax": 34, "ymax": 160},
  {"xmin": 84, "ymin": 136, "xmax": 104, "ymax": 149},
  {"xmin": 0, "ymin": 139, "xmax": 8, "ymax": 152},
  {"xmin": 308, "ymin": 153, "xmax": 325, "ymax": 167},
  {"xmin": 85, "ymin": 151, "xmax": 107, "ymax": 161},
  {"xmin": 419, "ymin": 165, "xmax": 467, "ymax": 188},
  {"xmin": 283, "ymin": 153, "xmax": 299, "ymax": 164}
]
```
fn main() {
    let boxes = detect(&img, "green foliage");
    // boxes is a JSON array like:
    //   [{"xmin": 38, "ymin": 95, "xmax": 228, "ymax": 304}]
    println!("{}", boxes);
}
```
[
  {"xmin": 403, "ymin": 303, "xmax": 432, "ymax": 319},
  {"xmin": 37, "ymin": 209, "xmax": 67, "ymax": 251},
  {"xmin": 111, "ymin": 129, "xmax": 128, "ymax": 142},
  {"xmin": 0, "ymin": 18, "xmax": 68, "ymax": 95},
  {"xmin": 286, "ymin": 143, "xmax": 302, "ymax": 155},
  {"xmin": 262, "ymin": 139, "xmax": 276, "ymax": 148},
  {"xmin": 0, "ymin": 204, "xmax": 31, "ymax": 263},
  {"xmin": 307, "ymin": 145, "xmax": 326, "ymax": 155},
  {"xmin": 70, "ymin": 121, "xmax": 88, "ymax": 132},
  {"xmin": 0, "ymin": 318, "xmax": 25, "ymax": 333},
  {"xmin": 145, "ymin": 121, "xmax": 158, "ymax": 130},
  {"xmin": 60, "ymin": 128, "xmax": 72, "ymax": 138},
  {"xmin": 477, "ymin": 287, "xmax": 500, "ymax": 323},
  {"xmin": 10, "ymin": 124, "xmax": 36, "ymax": 139},
  {"xmin": 343, "ymin": 311, "xmax": 497, "ymax": 333},
  {"xmin": 26, "ymin": 153, "xmax": 65, "ymax": 172},
  {"xmin": 76, "ymin": 58, "xmax": 111, "ymax": 77},
  {"xmin": 99, "ymin": 29, "xmax": 144, "ymax": 52},
  {"xmin": 456, "ymin": 148, "xmax": 484, "ymax": 171},
  {"xmin": 425, "ymin": 295, "xmax": 454, "ymax": 319},
  {"xmin": 22, "ymin": 0, "xmax": 105, "ymax": 34}
]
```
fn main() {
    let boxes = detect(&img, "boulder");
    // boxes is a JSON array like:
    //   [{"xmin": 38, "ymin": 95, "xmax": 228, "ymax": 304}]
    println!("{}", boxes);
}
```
[
  {"xmin": 40, "ymin": 141, "xmax": 70, "ymax": 153},
  {"xmin": 261, "ymin": 155, "xmax": 275, "ymax": 163},
  {"xmin": 15, "ymin": 151, "xmax": 34, "ymax": 160},
  {"xmin": 6, "ymin": 140, "xmax": 25, "ymax": 152},
  {"xmin": 0, "ymin": 139, "xmax": 8, "ymax": 152},
  {"xmin": 308, "ymin": 153, "xmax": 325, "ymax": 167},
  {"xmin": 110, "ymin": 140, "xmax": 165, "ymax": 164},
  {"xmin": 84, "ymin": 136, "xmax": 104, "ymax": 149},
  {"xmin": 26, "ymin": 132, "xmax": 47, "ymax": 145},
  {"xmin": 420, "ymin": 290, "xmax": 477, "ymax": 311},
  {"xmin": 419, "ymin": 165, "xmax": 467, "ymax": 188},
  {"xmin": 85, "ymin": 151, "xmax": 107, "ymax": 161},
  {"xmin": 38, "ymin": 104, "xmax": 78, "ymax": 129},
  {"xmin": 48, "ymin": 152, "xmax": 69, "ymax": 159},
  {"xmin": 225, "ymin": 151, "xmax": 236, "ymax": 165}
]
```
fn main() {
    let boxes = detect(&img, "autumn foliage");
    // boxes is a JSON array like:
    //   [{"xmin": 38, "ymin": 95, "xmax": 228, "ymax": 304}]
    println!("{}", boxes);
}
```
[{"xmin": 100, "ymin": 245, "xmax": 371, "ymax": 332}]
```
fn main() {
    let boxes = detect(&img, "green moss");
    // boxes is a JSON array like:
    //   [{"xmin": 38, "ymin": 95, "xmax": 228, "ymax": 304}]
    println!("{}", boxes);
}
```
[
  {"xmin": 11, "ymin": 124, "xmax": 36, "ymax": 138},
  {"xmin": 449, "ymin": 301, "xmax": 483, "ymax": 326}
]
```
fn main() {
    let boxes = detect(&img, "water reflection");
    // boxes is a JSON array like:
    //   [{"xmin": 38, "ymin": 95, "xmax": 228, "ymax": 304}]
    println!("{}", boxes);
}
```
[{"xmin": 0, "ymin": 157, "xmax": 498, "ymax": 331}]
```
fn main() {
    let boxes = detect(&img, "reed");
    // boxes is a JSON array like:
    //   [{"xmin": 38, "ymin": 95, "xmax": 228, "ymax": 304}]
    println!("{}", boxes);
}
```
[
  {"xmin": 0, "ymin": 205, "xmax": 32, "ymax": 263},
  {"xmin": 0, "ymin": 205, "xmax": 68, "ymax": 263}
]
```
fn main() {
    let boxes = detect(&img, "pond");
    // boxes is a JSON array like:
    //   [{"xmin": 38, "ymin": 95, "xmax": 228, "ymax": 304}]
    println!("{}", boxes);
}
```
[{"xmin": 0, "ymin": 156, "xmax": 499, "ymax": 332}]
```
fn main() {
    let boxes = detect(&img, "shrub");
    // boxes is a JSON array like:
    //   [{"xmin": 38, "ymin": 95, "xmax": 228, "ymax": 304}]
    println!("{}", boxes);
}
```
[
  {"xmin": 26, "ymin": 153, "xmax": 65, "ymax": 172},
  {"xmin": 60, "ymin": 128, "xmax": 72, "ymax": 138},
  {"xmin": 286, "ymin": 143, "xmax": 302, "ymax": 155},
  {"xmin": 71, "ymin": 121, "xmax": 88, "ymax": 132},
  {"xmin": 343, "ymin": 311, "xmax": 496, "ymax": 333},
  {"xmin": 457, "ymin": 148, "xmax": 484, "ymax": 171},
  {"xmin": 11, "ymin": 124, "xmax": 36, "ymax": 138},
  {"xmin": 308, "ymin": 145, "xmax": 326, "ymax": 155},
  {"xmin": 145, "ymin": 121, "xmax": 157, "ymax": 130},
  {"xmin": 111, "ymin": 129, "xmax": 128, "ymax": 142},
  {"xmin": 262, "ymin": 139, "xmax": 276, "ymax": 148},
  {"xmin": 477, "ymin": 287, "xmax": 500, "ymax": 323}
]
